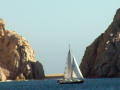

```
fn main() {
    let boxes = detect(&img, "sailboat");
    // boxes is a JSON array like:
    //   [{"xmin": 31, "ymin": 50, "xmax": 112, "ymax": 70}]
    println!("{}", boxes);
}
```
[{"xmin": 58, "ymin": 48, "xmax": 84, "ymax": 84}]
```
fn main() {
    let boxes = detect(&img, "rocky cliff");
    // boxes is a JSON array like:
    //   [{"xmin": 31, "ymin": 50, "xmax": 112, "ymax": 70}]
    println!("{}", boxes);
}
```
[
  {"xmin": 80, "ymin": 8, "xmax": 120, "ymax": 78},
  {"xmin": 0, "ymin": 19, "xmax": 45, "ymax": 81}
]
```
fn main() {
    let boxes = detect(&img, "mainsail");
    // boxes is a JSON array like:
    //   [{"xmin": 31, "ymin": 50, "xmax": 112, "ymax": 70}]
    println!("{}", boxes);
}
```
[{"xmin": 64, "ymin": 49, "xmax": 72, "ymax": 79}]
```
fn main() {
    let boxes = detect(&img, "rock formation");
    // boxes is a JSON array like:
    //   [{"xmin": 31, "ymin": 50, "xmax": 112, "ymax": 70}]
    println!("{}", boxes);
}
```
[
  {"xmin": 80, "ymin": 8, "xmax": 120, "ymax": 78},
  {"xmin": 0, "ymin": 19, "xmax": 45, "ymax": 81}
]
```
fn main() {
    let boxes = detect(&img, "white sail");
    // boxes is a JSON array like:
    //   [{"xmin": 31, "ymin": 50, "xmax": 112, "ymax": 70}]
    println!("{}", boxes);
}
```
[
  {"xmin": 59, "ymin": 48, "xmax": 84, "ymax": 84},
  {"xmin": 64, "ymin": 49, "xmax": 72, "ymax": 79},
  {"xmin": 71, "ymin": 56, "xmax": 84, "ymax": 79}
]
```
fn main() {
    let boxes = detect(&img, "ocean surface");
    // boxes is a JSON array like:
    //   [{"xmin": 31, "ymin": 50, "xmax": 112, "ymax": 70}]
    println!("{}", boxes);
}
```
[{"xmin": 0, "ymin": 78, "xmax": 120, "ymax": 90}]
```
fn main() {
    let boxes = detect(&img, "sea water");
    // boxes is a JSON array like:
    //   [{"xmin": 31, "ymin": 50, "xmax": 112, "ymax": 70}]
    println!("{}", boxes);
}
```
[{"xmin": 0, "ymin": 78, "xmax": 119, "ymax": 90}]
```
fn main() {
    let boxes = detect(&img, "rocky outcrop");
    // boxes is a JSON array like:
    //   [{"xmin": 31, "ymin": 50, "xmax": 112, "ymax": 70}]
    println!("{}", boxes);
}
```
[
  {"xmin": 80, "ymin": 8, "xmax": 120, "ymax": 78},
  {"xmin": 29, "ymin": 61, "xmax": 45, "ymax": 79},
  {"xmin": 0, "ymin": 19, "xmax": 45, "ymax": 81}
]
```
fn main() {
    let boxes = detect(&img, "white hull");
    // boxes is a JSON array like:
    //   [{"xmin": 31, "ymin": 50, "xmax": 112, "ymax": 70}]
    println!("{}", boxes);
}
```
[{"xmin": 58, "ymin": 79, "xmax": 84, "ymax": 84}]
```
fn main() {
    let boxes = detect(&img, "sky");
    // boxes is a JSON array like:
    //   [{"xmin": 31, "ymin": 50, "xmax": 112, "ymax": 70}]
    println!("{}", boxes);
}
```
[{"xmin": 0, "ymin": 0, "xmax": 119, "ymax": 74}]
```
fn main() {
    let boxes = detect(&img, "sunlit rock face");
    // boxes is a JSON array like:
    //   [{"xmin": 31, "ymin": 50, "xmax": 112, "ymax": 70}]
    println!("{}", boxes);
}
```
[
  {"xmin": 0, "ymin": 20, "xmax": 45, "ymax": 81},
  {"xmin": 80, "ymin": 8, "xmax": 120, "ymax": 78}
]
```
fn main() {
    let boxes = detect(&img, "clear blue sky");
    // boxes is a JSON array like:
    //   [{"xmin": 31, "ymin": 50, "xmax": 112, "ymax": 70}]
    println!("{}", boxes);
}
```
[{"xmin": 0, "ymin": 0, "xmax": 119, "ymax": 74}]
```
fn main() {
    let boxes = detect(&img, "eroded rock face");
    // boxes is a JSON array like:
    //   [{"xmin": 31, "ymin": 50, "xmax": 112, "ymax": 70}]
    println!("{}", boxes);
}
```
[
  {"xmin": 80, "ymin": 8, "xmax": 120, "ymax": 78},
  {"xmin": 0, "ymin": 27, "xmax": 45, "ymax": 81}
]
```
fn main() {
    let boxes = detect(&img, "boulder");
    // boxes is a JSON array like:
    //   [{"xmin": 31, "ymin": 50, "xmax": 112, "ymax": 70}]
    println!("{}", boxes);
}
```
[
  {"xmin": 30, "ymin": 61, "xmax": 45, "ymax": 79},
  {"xmin": 80, "ymin": 8, "xmax": 120, "ymax": 78}
]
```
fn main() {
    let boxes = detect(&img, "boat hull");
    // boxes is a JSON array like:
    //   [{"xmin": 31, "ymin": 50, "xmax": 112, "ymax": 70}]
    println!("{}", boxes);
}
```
[{"xmin": 58, "ymin": 79, "xmax": 84, "ymax": 84}]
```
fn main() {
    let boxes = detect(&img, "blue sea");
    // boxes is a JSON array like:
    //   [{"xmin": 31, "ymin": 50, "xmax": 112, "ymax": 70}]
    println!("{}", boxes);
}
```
[{"xmin": 0, "ymin": 78, "xmax": 120, "ymax": 90}]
